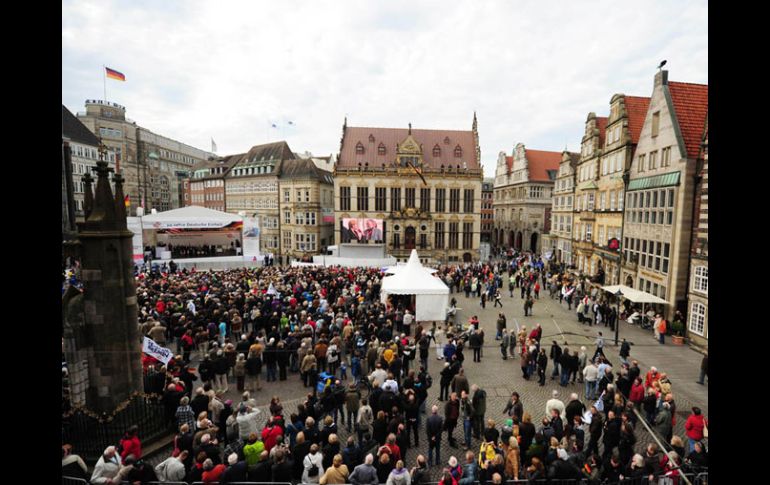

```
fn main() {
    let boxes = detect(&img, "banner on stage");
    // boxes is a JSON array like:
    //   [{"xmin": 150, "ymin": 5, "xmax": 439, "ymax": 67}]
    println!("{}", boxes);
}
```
[{"xmin": 142, "ymin": 337, "xmax": 173, "ymax": 365}]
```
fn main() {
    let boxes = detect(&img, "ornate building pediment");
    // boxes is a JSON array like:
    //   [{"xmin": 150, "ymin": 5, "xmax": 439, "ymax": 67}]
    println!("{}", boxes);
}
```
[
  {"xmin": 397, "ymin": 127, "xmax": 424, "ymax": 169},
  {"xmin": 391, "ymin": 207, "xmax": 431, "ymax": 220}
]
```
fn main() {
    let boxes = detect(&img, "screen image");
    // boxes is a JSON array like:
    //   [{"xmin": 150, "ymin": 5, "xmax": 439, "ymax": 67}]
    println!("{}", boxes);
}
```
[{"xmin": 341, "ymin": 218, "xmax": 384, "ymax": 243}]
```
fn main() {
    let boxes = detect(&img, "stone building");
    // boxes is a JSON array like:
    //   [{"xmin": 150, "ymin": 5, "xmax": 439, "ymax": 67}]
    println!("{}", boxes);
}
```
[
  {"xmin": 621, "ymin": 70, "xmax": 708, "ymax": 319},
  {"xmin": 279, "ymin": 159, "xmax": 335, "ymax": 261},
  {"xmin": 572, "ymin": 113, "xmax": 607, "ymax": 277},
  {"xmin": 591, "ymin": 94, "xmax": 650, "ymax": 285},
  {"xmin": 687, "ymin": 117, "xmax": 708, "ymax": 346},
  {"xmin": 334, "ymin": 116, "xmax": 482, "ymax": 264},
  {"xmin": 225, "ymin": 141, "xmax": 294, "ymax": 255},
  {"xmin": 76, "ymin": 99, "xmax": 212, "ymax": 214},
  {"xmin": 62, "ymin": 105, "xmax": 105, "ymax": 224},
  {"xmin": 493, "ymin": 143, "xmax": 565, "ymax": 253},
  {"xmin": 550, "ymin": 151, "xmax": 580, "ymax": 265}
]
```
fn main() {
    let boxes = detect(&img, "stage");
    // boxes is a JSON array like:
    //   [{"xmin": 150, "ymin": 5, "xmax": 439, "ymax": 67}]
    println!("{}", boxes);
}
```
[{"xmin": 150, "ymin": 255, "xmax": 260, "ymax": 271}]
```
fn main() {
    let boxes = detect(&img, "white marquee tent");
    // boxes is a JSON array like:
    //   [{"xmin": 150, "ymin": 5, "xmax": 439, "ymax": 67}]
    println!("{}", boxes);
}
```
[
  {"xmin": 380, "ymin": 249, "xmax": 449, "ymax": 321},
  {"xmin": 140, "ymin": 205, "xmax": 243, "ymax": 229}
]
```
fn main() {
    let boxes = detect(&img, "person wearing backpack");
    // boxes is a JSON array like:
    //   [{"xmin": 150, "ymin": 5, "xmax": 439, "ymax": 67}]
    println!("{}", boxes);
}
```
[{"xmin": 303, "ymin": 443, "xmax": 325, "ymax": 484}]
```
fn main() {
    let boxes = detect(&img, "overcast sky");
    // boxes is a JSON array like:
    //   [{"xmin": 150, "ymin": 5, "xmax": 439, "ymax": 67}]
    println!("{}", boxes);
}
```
[{"xmin": 62, "ymin": 0, "xmax": 707, "ymax": 176}]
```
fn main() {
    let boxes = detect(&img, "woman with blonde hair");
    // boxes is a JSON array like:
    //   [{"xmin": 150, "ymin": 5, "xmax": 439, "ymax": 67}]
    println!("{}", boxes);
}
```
[
  {"xmin": 518, "ymin": 412, "xmax": 535, "ymax": 454},
  {"xmin": 319, "ymin": 454, "xmax": 348, "ymax": 485},
  {"xmin": 385, "ymin": 459, "xmax": 411, "ymax": 485},
  {"xmin": 504, "ymin": 436, "xmax": 520, "ymax": 481}
]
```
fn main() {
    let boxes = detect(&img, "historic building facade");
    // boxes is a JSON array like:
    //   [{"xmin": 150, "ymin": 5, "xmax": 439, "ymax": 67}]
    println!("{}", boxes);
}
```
[
  {"xmin": 279, "ymin": 159, "xmax": 335, "ymax": 261},
  {"xmin": 62, "ymin": 105, "xmax": 107, "ymax": 219},
  {"xmin": 187, "ymin": 154, "xmax": 241, "ymax": 212},
  {"xmin": 572, "ymin": 114, "xmax": 607, "ymax": 277},
  {"xmin": 334, "ymin": 116, "xmax": 483, "ymax": 264},
  {"xmin": 591, "ymin": 94, "xmax": 650, "ymax": 285},
  {"xmin": 493, "ymin": 143, "xmax": 564, "ymax": 253},
  {"xmin": 687, "ymin": 118, "xmax": 708, "ymax": 346},
  {"xmin": 225, "ymin": 141, "xmax": 294, "ymax": 254},
  {"xmin": 76, "ymin": 100, "xmax": 212, "ymax": 214},
  {"xmin": 481, "ymin": 178, "xmax": 494, "ymax": 244},
  {"xmin": 621, "ymin": 70, "xmax": 708, "ymax": 319},
  {"xmin": 550, "ymin": 151, "xmax": 579, "ymax": 265}
]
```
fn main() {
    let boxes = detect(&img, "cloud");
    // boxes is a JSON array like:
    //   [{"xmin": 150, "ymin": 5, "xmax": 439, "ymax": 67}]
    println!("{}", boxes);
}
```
[{"xmin": 62, "ymin": 0, "xmax": 707, "ymax": 176}]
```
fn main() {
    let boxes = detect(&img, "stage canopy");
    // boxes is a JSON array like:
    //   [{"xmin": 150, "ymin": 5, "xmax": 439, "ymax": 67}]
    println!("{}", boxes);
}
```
[
  {"xmin": 381, "ymin": 249, "xmax": 449, "ymax": 321},
  {"xmin": 141, "ymin": 206, "xmax": 242, "ymax": 230},
  {"xmin": 599, "ymin": 284, "xmax": 669, "ymax": 305}
]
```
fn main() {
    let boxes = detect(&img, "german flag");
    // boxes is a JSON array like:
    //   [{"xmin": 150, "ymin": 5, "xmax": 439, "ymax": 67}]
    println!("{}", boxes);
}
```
[
  {"xmin": 105, "ymin": 67, "xmax": 126, "ymax": 81},
  {"xmin": 124, "ymin": 195, "xmax": 130, "ymax": 208}
]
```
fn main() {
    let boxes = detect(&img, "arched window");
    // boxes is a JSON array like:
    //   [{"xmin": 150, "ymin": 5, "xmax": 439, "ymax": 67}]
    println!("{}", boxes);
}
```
[
  {"xmin": 433, "ymin": 144, "xmax": 441, "ymax": 157},
  {"xmin": 355, "ymin": 142, "xmax": 364, "ymax": 154},
  {"xmin": 378, "ymin": 142, "xmax": 386, "ymax": 155},
  {"xmin": 454, "ymin": 145, "xmax": 463, "ymax": 157}
]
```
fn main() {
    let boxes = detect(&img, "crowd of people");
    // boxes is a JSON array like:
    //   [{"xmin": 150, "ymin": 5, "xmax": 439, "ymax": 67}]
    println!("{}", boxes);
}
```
[{"xmin": 63, "ymin": 251, "xmax": 708, "ymax": 484}]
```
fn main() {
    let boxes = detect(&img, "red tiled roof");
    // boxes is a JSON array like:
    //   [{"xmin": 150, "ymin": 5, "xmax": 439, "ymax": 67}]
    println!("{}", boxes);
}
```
[
  {"xmin": 525, "ymin": 149, "xmax": 562, "ymax": 182},
  {"xmin": 668, "ymin": 82, "xmax": 708, "ymax": 159},
  {"xmin": 505, "ymin": 155, "xmax": 513, "ymax": 172},
  {"xmin": 338, "ymin": 126, "xmax": 478, "ymax": 169},
  {"xmin": 624, "ymin": 96, "xmax": 651, "ymax": 144},
  {"xmin": 596, "ymin": 117, "xmax": 608, "ymax": 148}
]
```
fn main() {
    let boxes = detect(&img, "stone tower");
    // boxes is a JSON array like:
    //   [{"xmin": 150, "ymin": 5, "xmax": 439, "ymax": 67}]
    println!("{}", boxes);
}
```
[{"xmin": 65, "ymin": 144, "xmax": 143, "ymax": 413}]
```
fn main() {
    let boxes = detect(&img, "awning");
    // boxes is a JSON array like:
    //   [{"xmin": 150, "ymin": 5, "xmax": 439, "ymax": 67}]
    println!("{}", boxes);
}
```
[
  {"xmin": 627, "ymin": 172, "xmax": 680, "ymax": 191},
  {"xmin": 599, "ymin": 284, "xmax": 669, "ymax": 305}
]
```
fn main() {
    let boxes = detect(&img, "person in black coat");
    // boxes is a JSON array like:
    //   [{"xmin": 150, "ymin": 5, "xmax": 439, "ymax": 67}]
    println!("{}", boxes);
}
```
[
  {"xmin": 190, "ymin": 388, "xmax": 210, "ymax": 419},
  {"xmin": 601, "ymin": 410, "xmax": 621, "ymax": 462},
  {"xmin": 292, "ymin": 433, "xmax": 312, "ymax": 480},
  {"xmin": 537, "ymin": 349, "xmax": 548, "ymax": 386},
  {"xmin": 549, "ymin": 341, "xmax": 562, "ymax": 380},
  {"xmin": 271, "ymin": 449, "xmax": 294, "ymax": 482},
  {"xmin": 221, "ymin": 457, "xmax": 249, "ymax": 483},
  {"xmin": 249, "ymin": 452, "xmax": 272, "ymax": 482},
  {"xmin": 585, "ymin": 406, "xmax": 603, "ymax": 457}
]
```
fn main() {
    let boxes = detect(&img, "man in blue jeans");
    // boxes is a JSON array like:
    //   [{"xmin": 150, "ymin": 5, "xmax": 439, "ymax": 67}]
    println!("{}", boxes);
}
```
[
  {"xmin": 461, "ymin": 390, "xmax": 474, "ymax": 450},
  {"xmin": 426, "ymin": 405, "xmax": 444, "ymax": 466}
]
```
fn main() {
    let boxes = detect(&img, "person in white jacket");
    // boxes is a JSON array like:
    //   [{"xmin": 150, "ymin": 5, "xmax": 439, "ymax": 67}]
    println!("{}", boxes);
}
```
[
  {"xmin": 236, "ymin": 404, "xmax": 261, "ymax": 441},
  {"xmin": 302, "ymin": 444, "xmax": 325, "ymax": 484},
  {"xmin": 545, "ymin": 390, "xmax": 566, "ymax": 421},
  {"xmin": 90, "ymin": 446, "xmax": 122, "ymax": 484},
  {"xmin": 154, "ymin": 450, "xmax": 188, "ymax": 482}
]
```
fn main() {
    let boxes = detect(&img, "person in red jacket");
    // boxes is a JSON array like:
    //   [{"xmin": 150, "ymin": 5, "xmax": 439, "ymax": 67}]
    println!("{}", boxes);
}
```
[
  {"xmin": 684, "ymin": 407, "xmax": 707, "ymax": 454},
  {"xmin": 629, "ymin": 377, "xmax": 645, "ymax": 408},
  {"xmin": 156, "ymin": 299, "xmax": 166, "ymax": 314},
  {"xmin": 644, "ymin": 367, "xmax": 660, "ymax": 389},
  {"xmin": 119, "ymin": 425, "xmax": 142, "ymax": 461},
  {"xmin": 201, "ymin": 458, "xmax": 226, "ymax": 484},
  {"xmin": 261, "ymin": 417, "xmax": 284, "ymax": 452}
]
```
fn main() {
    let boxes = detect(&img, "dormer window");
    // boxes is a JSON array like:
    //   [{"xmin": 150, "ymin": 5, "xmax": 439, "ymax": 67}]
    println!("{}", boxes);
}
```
[
  {"xmin": 444, "ymin": 136, "xmax": 451, "ymax": 145},
  {"xmin": 356, "ymin": 142, "xmax": 365, "ymax": 154},
  {"xmin": 433, "ymin": 144, "xmax": 441, "ymax": 157},
  {"xmin": 368, "ymin": 134, "xmax": 375, "ymax": 143},
  {"xmin": 454, "ymin": 145, "xmax": 463, "ymax": 158},
  {"xmin": 378, "ymin": 142, "xmax": 386, "ymax": 155}
]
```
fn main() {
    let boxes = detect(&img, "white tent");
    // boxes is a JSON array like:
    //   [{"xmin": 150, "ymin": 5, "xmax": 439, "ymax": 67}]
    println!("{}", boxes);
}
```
[
  {"xmin": 140, "ymin": 205, "xmax": 242, "ymax": 229},
  {"xmin": 600, "ymin": 285, "xmax": 669, "ymax": 305},
  {"xmin": 383, "ymin": 263, "xmax": 438, "ymax": 275},
  {"xmin": 380, "ymin": 249, "xmax": 449, "ymax": 321}
]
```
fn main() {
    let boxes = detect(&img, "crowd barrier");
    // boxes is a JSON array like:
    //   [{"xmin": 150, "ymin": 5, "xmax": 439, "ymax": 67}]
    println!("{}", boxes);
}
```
[{"xmin": 64, "ymin": 475, "xmax": 708, "ymax": 485}]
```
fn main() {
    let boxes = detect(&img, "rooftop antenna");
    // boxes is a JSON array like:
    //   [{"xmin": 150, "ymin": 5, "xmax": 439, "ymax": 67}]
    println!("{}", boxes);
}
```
[{"xmin": 657, "ymin": 60, "xmax": 667, "ymax": 71}]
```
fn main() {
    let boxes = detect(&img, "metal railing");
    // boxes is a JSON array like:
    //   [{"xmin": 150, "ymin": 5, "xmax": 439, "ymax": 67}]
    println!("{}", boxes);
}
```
[
  {"xmin": 56, "ymin": 477, "xmax": 707, "ymax": 485},
  {"xmin": 61, "ymin": 393, "xmax": 175, "ymax": 464}
]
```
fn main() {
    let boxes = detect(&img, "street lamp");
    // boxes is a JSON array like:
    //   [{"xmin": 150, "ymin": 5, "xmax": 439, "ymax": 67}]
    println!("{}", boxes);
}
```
[{"xmin": 614, "ymin": 288, "xmax": 623, "ymax": 346}]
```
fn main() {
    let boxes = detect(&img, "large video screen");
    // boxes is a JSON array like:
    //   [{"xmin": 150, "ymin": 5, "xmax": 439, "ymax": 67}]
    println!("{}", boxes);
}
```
[{"xmin": 341, "ymin": 218, "xmax": 384, "ymax": 243}]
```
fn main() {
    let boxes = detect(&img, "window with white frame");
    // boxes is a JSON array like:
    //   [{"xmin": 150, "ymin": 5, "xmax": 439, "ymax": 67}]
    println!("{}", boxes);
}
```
[
  {"xmin": 693, "ymin": 266, "xmax": 708, "ymax": 293},
  {"xmin": 295, "ymin": 212, "xmax": 305, "ymax": 225},
  {"xmin": 689, "ymin": 302, "xmax": 706, "ymax": 335}
]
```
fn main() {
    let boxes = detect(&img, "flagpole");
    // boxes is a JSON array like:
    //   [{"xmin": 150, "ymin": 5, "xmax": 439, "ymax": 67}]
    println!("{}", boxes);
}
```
[{"xmin": 103, "ymin": 65, "xmax": 107, "ymax": 102}]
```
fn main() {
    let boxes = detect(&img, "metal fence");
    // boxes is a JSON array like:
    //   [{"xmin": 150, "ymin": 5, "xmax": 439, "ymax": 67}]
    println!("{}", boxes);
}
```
[
  {"xmin": 61, "ymin": 393, "xmax": 175, "ymax": 464},
  {"xmin": 66, "ymin": 472, "xmax": 708, "ymax": 485}
]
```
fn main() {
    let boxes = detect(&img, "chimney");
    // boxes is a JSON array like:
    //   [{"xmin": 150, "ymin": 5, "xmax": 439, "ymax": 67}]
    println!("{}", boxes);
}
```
[{"xmin": 655, "ymin": 70, "xmax": 668, "ymax": 87}]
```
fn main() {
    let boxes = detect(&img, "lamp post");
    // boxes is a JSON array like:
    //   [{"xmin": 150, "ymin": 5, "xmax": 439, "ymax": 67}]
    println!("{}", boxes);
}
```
[{"xmin": 614, "ymin": 288, "xmax": 623, "ymax": 346}]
